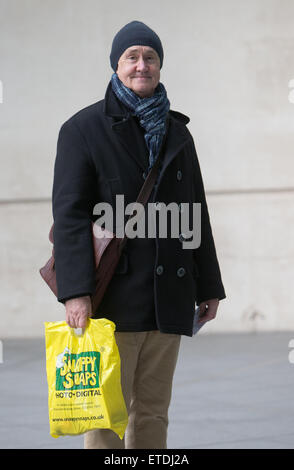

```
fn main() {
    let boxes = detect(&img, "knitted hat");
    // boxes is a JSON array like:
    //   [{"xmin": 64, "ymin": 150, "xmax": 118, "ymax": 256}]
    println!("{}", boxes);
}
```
[{"xmin": 110, "ymin": 20, "xmax": 164, "ymax": 71}]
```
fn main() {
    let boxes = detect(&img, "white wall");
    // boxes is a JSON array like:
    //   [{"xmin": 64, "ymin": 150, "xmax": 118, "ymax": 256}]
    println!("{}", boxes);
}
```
[{"xmin": 1, "ymin": 0, "xmax": 294, "ymax": 337}]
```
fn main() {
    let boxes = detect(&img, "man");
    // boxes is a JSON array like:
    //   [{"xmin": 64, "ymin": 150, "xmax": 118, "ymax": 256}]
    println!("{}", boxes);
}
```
[{"xmin": 52, "ymin": 20, "xmax": 226, "ymax": 449}]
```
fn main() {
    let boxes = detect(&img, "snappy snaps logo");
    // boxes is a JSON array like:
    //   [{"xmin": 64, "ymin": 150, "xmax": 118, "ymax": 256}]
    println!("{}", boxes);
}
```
[{"xmin": 56, "ymin": 348, "xmax": 100, "ymax": 391}]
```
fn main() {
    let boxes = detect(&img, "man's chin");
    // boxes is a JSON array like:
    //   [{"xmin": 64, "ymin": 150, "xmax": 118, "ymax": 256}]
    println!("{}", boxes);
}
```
[{"xmin": 132, "ymin": 86, "xmax": 154, "ymax": 98}]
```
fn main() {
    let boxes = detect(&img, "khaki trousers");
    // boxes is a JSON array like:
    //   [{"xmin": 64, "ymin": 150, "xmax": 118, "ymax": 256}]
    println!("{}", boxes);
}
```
[{"xmin": 84, "ymin": 330, "xmax": 181, "ymax": 449}]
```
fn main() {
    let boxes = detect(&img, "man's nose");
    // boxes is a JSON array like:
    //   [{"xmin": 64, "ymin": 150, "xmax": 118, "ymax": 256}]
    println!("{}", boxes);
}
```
[{"xmin": 136, "ymin": 57, "xmax": 148, "ymax": 71}]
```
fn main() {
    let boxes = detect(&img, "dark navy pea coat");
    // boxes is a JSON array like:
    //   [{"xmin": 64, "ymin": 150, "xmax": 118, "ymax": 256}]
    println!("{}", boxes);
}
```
[{"xmin": 52, "ymin": 81, "xmax": 226, "ymax": 336}]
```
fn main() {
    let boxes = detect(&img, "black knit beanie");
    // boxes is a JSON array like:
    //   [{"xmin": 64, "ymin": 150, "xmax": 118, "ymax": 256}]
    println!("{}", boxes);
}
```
[{"xmin": 110, "ymin": 20, "xmax": 164, "ymax": 71}]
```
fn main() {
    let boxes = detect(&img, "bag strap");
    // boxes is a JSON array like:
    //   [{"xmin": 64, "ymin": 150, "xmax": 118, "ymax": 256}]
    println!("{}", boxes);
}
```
[
  {"xmin": 134, "ymin": 116, "xmax": 169, "ymax": 207},
  {"xmin": 119, "ymin": 118, "xmax": 169, "ymax": 251}
]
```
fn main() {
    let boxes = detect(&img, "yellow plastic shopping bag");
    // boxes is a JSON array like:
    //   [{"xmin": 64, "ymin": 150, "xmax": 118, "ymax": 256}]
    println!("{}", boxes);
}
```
[{"xmin": 44, "ymin": 318, "xmax": 128, "ymax": 439}]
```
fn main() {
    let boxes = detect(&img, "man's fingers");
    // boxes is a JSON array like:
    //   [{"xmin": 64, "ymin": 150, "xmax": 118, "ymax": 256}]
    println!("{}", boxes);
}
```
[
  {"xmin": 198, "ymin": 309, "xmax": 217, "ymax": 323},
  {"xmin": 66, "ymin": 311, "xmax": 91, "ymax": 328},
  {"xmin": 198, "ymin": 298, "xmax": 219, "ymax": 324},
  {"xmin": 65, "ymin": 311, "xmax": 74, "ymax": 328},
  {"xmin": 78, "ymin": 313, "xmax": 89, "ymax": 328},
  {"xmin": 65, "ymin": 311, "xmax": 80, "ymax": 328},
  {"xmin": 199, "ymin": 315, "xmax": 212, "ymax": 324},
  {"xmin": 65, "ymin": 296, "xmax": 92, "ymax": 328},
  {"xmin": 68, "ymin": 315, "xmax": 77, "ymax": 329}
]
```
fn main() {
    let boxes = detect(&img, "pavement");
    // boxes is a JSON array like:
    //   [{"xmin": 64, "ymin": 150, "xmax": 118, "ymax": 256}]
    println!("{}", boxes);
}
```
[{"xmin": 1, "ymin": 331, "xmax": 294, "ymax": 449}]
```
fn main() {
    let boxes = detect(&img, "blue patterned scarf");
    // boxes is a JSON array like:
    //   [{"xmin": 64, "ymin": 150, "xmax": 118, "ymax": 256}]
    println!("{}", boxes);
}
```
[{"xmin": 111, "ymin": 72, "xmax": 170, "ymax": 172}]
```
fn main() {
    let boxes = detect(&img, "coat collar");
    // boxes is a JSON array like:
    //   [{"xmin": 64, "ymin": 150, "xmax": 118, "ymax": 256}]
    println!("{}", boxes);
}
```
[
  {"xmin": 103, "ymin": 80, "xmax": 191, "ymax": 173},
  {"xmin": 103, "ymin": 80, "xmax": 191, "ymax": 124},
  {"xmin": 103, "ymin": 81, "xmax": 128, "ymax": 118}
]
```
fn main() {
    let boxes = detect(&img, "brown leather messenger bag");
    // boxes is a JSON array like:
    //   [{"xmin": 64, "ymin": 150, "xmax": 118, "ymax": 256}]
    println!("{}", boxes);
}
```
[{"xmin": 39, "ymin": 148, "xmax": 164, "ymax": 314}]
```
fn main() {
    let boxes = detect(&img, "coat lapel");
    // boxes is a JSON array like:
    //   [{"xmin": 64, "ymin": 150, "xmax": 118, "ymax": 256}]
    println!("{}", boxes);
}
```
[
  {"xmin": 103, "ymin": 80, "xmax": 191, "ymax": 174},
  {"xmin": 103, "ymin": 81, "xmax": 149, "ymax": 170},
  {"xmin": 160, "ymin": 115, "xmax": 191, "ymax": 173},
  {"xmin": 111, "ymin": 117, "xmax": 149, "ymax": 171}
]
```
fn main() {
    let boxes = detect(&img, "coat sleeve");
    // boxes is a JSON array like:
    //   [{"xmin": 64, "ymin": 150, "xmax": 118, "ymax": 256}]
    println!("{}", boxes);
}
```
[
  {"xmin": 52, "ymin": 119, "xmax": 96, "ymax": 303},
  {"xmin": 190, "ymin": 137, "xmax": 226, "ymax": 305}
]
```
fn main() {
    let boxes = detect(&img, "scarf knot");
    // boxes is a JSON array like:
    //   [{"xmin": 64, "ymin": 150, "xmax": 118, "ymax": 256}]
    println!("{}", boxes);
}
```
[{"xmin": 111, "ymin": 73, "xmax": 170, "ymax": 172}]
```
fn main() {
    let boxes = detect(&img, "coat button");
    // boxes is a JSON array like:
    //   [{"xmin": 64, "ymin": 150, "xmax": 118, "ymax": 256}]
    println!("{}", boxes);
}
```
[
  {"xmin": 142, "ymin": 171, "xmax": 147, "ymax": 180},
  {"xmin": 177, "ymin": 170, "xmax": 182, "ymax": 181},
  {"xmin": 156, "ymin": 265, "xmax": 164, "ymax": 275},
  {"xmin": 177, "ymin": 267, "xmax": 186, "ymax": 278}
]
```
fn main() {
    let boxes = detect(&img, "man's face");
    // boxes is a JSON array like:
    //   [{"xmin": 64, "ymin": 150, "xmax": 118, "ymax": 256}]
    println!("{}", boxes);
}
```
[{"xmin": 116, "ymin": 45, "xmax": 160, "ymax": 98}]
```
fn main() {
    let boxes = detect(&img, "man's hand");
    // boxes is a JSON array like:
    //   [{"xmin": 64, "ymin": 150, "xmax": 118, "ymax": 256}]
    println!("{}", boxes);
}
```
[
  {"xmin": 198, "ymin": 298, "xmax": 219, "ymax": 324},
  {"xmin": 65, "ymin": 295, "xmax": 92, "ymax": 328}
]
